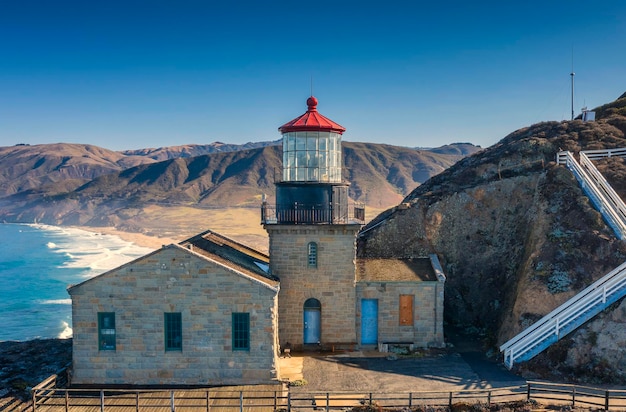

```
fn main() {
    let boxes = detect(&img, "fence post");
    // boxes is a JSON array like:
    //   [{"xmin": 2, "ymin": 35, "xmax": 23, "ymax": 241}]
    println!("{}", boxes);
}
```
[
  {"xmin": 449, "ymin": 392, "xmax": 452, "ymax": 408},
  {"xmin": 240, "ymin": 391, "xmax": 244, "ymax": 412},
  {"xmin": 605, "ymin": 390, "xmax": 610, "ymax": 411},
  {"xmin": 527, "ymin": 383, "xmax": 531, "ymax": 401},
  {"xmin": 32, "ymin": 389, "xmax": 37, "ymax": 412},
  {"xmin": 287, "ymin": 392, "xmax": 291, "ymax": 412},
  {"xmin": 326, "ymin": 392, "xmax": 330, "ymax": 412},
  {"xmin": 369, "ymin": 393, "xmax": 372, "ymax": 405},
  {"xmin": 171, "ymin": 391, "xmax": 175, "ymax": 412},
  {"xmin": 136, "ymin": 392, "xmax": 139, "ymax": 412},
  {"xmin": 65, "ymin": 390, "xmax": 69, "ymax": 412},
  {"xmin": 206, "ymin": 391, "xmax": 210, "ymax": 412},
  {"xmin": 274, "ymin": 390, "xmax": 277, "ymax": 410},
  {"xmin": 100, "ymin": 390, "xmax": 105, "ymax": 412},
  {"xmin": 487, "ymin": 391, "xmax": 491, "ymax": 406},
  {"xmin": 409, "ymin": 393, "xmax": 413, "ymax": 407}
]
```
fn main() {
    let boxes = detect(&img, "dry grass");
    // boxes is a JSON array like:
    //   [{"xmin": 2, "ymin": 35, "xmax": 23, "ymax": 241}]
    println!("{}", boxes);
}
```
[
  {"xmin": 124, "ymin": 205, "xmax": 269, "ymax": 252},
  {"xmin": 112, "ymin": 205, "xmax": 388, "ymax": 253}
]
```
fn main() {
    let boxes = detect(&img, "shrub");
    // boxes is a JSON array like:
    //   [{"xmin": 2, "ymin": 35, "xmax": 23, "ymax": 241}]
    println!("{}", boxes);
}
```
[{"xmin": 547, "ymin": 270, "xmax": 572, "ymax": 294}]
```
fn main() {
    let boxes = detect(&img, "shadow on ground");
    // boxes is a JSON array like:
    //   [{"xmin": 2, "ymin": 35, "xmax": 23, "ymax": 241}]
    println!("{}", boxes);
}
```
[{"xmin": 286, "ymin": 332, "xmax": 525, "ymax": 393}]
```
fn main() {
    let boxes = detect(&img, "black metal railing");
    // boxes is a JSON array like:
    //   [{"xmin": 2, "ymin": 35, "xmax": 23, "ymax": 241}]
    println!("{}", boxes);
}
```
[{"xmin": 261, "ymin": 202, "xmax": 365, "ymax": 225}]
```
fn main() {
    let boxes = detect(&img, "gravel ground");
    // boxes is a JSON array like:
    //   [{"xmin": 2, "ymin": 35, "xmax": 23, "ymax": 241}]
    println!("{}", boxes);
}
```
[{"xmin": 289, "ymin": 350, "xmax": 526, "ymax": 394}]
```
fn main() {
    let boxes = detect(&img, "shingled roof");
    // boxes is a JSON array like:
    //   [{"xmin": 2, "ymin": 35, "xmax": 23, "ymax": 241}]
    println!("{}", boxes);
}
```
[
  {"xmin": 179, "ymin": 229, "xmax": 278, "ymax": 285},
  {"xmin": 356, "ymin": 257, "xmax": 439, "ymax": 282}
]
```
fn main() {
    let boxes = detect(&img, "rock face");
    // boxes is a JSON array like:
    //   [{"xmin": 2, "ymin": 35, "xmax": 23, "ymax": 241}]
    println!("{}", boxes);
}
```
[
  {"xmin": 359, "ymin": 93, "xmax": 626, "ymax": 382},
  {"xmin": 0, "ymin": 339, "xmax": 71, "ymax": 399}
]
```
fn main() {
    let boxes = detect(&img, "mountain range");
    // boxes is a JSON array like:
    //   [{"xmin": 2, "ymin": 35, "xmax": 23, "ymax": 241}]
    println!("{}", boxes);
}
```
[{"xmin": 0, "ymin": 141, "xmax": 479, "ymax": 229}]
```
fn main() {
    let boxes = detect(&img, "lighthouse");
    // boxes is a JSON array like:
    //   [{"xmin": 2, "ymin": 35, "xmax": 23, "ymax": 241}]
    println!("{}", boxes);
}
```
[{"xmin": 262, "ymin": 96, "xmax": 364, "ymax": 350}]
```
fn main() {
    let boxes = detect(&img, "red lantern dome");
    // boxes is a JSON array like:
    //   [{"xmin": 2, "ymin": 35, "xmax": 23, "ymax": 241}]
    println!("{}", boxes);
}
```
[{"xmin": 278, "ymin": 96, "xmax": 346, "ymax": 134}]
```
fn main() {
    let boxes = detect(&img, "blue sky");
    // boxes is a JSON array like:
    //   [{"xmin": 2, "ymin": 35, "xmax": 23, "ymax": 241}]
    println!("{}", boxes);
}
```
[{"xmin": 1, "ymin": 1, "xmax": 625, "ymax": 151}]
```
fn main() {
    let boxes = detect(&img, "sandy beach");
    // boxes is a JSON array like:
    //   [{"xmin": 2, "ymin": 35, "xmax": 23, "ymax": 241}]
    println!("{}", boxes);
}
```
[{"xmin": 74, "ymin": 226, "xmax": 182, "ymax": 250}]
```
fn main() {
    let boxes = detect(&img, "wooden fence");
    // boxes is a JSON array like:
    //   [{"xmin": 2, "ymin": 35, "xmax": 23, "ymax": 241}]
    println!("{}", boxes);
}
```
[{"xmin": 31, "ymin": 378, "xmax": 626, "ymax": 412}]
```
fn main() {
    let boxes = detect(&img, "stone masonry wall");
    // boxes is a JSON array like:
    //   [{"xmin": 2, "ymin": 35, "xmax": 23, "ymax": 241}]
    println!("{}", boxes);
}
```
[
  {"xmin": 266, "ymin": 224, "xmax": 360, "ymax": 349},
  {"xmin": 69, "ymin": 246, "xmax": 279, "ymax": 386},
  {"xmin": 356, "ymin": 281, "xmax": 445, "ymax": 347}
]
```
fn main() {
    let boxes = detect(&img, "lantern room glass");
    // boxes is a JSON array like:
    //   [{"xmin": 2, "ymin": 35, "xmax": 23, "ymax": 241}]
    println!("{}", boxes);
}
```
[{"xmin": 282, "ymin": 131, "xmax": 341, "ymax": 183}]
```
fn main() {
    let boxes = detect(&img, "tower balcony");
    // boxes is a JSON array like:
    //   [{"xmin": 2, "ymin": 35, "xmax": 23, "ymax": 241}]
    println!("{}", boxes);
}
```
[{"xmin": 261, "ymin": 202, "xmax": 365, "ymax": 225}]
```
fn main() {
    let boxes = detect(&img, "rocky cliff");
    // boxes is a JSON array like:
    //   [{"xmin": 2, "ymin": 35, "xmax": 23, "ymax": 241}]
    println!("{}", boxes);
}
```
[{"xmin": 358, "ymin": 93, "xmax": 626, "ymax": 383}]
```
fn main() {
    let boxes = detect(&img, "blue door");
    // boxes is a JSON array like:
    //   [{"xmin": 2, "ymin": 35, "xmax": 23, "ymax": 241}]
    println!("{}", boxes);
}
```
[
  {"xmin": 303, "ymin": 298, "xmax": 321, "ymax": 344},
  {"xmin": 304, "ymin": 310, "xmax": 321, "ymax": 343},
  {"xmin": 361, "ymin": 299, "xmax": 378, "ymax": 345}
]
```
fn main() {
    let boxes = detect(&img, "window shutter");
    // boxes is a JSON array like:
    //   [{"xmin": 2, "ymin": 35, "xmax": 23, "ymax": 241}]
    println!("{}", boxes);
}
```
[{"xmin": 399, "ymin": 295, "xmax": 413, "ymax": 326}]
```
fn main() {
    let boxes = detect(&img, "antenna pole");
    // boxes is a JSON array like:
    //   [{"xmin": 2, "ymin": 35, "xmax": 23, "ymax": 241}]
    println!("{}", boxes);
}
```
[
  {"xmin": 570, "ymin": 71, "xmax": 575, "ymax": 120},
  {"xmin": 570, "ymin": 49, "xmax": 575, "ymax": 120}
]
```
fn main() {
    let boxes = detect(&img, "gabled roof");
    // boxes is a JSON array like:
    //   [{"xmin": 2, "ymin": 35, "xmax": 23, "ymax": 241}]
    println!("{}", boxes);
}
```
[
  {"xmin": 278, "ymin": 96, "xmax": 346, "ymax": 134},
  {"xmin": 178, "ymin": 229, "xmax": 278, "ymax": 286},
  {"xmin": 68, "ymin": 229, "xmax": 278, "ymax": 294},
  {"xmin": 356, "ymin": 257, "xmax": 444, "ymax": 282}
]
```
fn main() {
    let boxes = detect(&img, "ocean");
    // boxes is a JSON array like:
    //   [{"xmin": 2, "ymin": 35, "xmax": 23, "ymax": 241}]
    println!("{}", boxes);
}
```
[{"xmin": 0, "ymin": 223, "xmax": 154, "ymax": 342}]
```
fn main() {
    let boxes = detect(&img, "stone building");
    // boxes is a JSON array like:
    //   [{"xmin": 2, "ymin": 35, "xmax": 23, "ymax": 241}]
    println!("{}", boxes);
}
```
[
  {"xmin": 68, "ymin": 231, "xmax": 280, "ymax": 386},
  {"xmin": 68, "ymin": 96, "xmax": 445, "ymax": 386}
]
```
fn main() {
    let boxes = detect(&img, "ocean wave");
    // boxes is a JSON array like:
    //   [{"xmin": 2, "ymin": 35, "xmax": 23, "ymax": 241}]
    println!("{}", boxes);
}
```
[
  {"xmin": 29, "ymin": 224, "xmax": 153, "ymax": 278},
  {"xmin": 40, "ymin": 299, "xmax": 72, "ymax": 305},
  {"xmin": 58, "ymin": 321, "xmax": 73, "ymax": 339}
]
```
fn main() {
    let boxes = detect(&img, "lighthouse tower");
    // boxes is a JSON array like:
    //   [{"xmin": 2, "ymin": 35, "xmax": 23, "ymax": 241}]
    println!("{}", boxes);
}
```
[{"xmin": 262, "ymin": 96, "xmax": 364, "ymax": 350}]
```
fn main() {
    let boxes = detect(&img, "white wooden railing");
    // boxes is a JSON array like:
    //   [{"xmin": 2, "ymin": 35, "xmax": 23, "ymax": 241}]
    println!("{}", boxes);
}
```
[
  {"xmin": 579, "ymin": 152, "xmax": 626, "ymax": 232},
  {"xmin": 556, "ymin": 151, "xmax": 626, "ymax": 239},
  {"xmin": 580, "ymin": 147, "xmax": 626, "ymax": 160},
  {"xmin": 501, "ymin": 148, "xmax": 626, "ymax": 368},
  {"xmin": 501, "ymin": 261, "xmax": 626, "ymax": 369}
]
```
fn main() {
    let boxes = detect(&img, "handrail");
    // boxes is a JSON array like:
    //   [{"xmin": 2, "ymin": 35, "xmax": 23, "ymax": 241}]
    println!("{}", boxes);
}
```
[
  {"xmin": 29, "ymin": 383, "xmax": 626, "ymax": 411},
  {"xmin": 579, "ymin": 152, "xmax": 626, "ymax": 228},
  {"xmin": 558, "ymin": 151, "xmax": 626, "ymax": 239},
  {"xmin": 261, "ymin": 202, "xmax": 365, "ymax": 225},
  {"xmin": 502, "ymin": 150, "xmax": 626, "ymax": 369},
  {"xmin": 580, "ymin": 147, "xmax": 626, "ymax": 160},
  {"xmin": 558, "ymin": 148, "xmax": 626, "ymax": 163},
  {"xmin": 501, "ymin": 261, "xmax": 626, "ymax": 368}
]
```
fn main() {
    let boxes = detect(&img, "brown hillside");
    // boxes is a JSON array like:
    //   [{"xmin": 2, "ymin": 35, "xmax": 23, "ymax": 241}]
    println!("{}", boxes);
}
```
[
  {"xmin": 120, "ymin": 140, "xmax": 280, "ymax": 161},
  {"xmin": 0, "ymin": 142, "xmax": 478, "ymax": 231},
  {"xmin": 358, "ymin": 92, "xmax": 626, "ymax": 383},
  {"xmin": 343, "ymin": 142, "xmax": 472, "ymax": 208},
  {"xmin": 0, "ymin": 143, "xmax": 154, "ymax": 197}
]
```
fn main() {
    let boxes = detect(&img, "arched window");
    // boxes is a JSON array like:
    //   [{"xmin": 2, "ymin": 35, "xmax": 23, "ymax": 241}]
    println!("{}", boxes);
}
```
[{"xmin": 307, "ymin": 242, "xmax": 317, "ymax": 268}]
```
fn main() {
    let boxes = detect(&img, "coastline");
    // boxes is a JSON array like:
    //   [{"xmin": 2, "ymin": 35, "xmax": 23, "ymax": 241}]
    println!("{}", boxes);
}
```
[{"xmin": 72, "ymin": 226, "xmax": 182, "ymax": 250}]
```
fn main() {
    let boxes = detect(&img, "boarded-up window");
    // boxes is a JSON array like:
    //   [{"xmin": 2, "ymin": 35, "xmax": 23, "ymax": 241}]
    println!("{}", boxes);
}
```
[{"xmin": 399, "ymin": 295, "xmax": 413, "ymax": 326}]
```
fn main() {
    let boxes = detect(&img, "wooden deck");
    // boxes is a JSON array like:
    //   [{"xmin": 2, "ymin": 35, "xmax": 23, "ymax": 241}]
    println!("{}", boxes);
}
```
[
  {"xmin": 33, "ymin": 385, "xmax": 287, "ymax": 412},
  {"xmin": 0, "ymin": 396, "xmax": 31, "ymax": 412}
]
